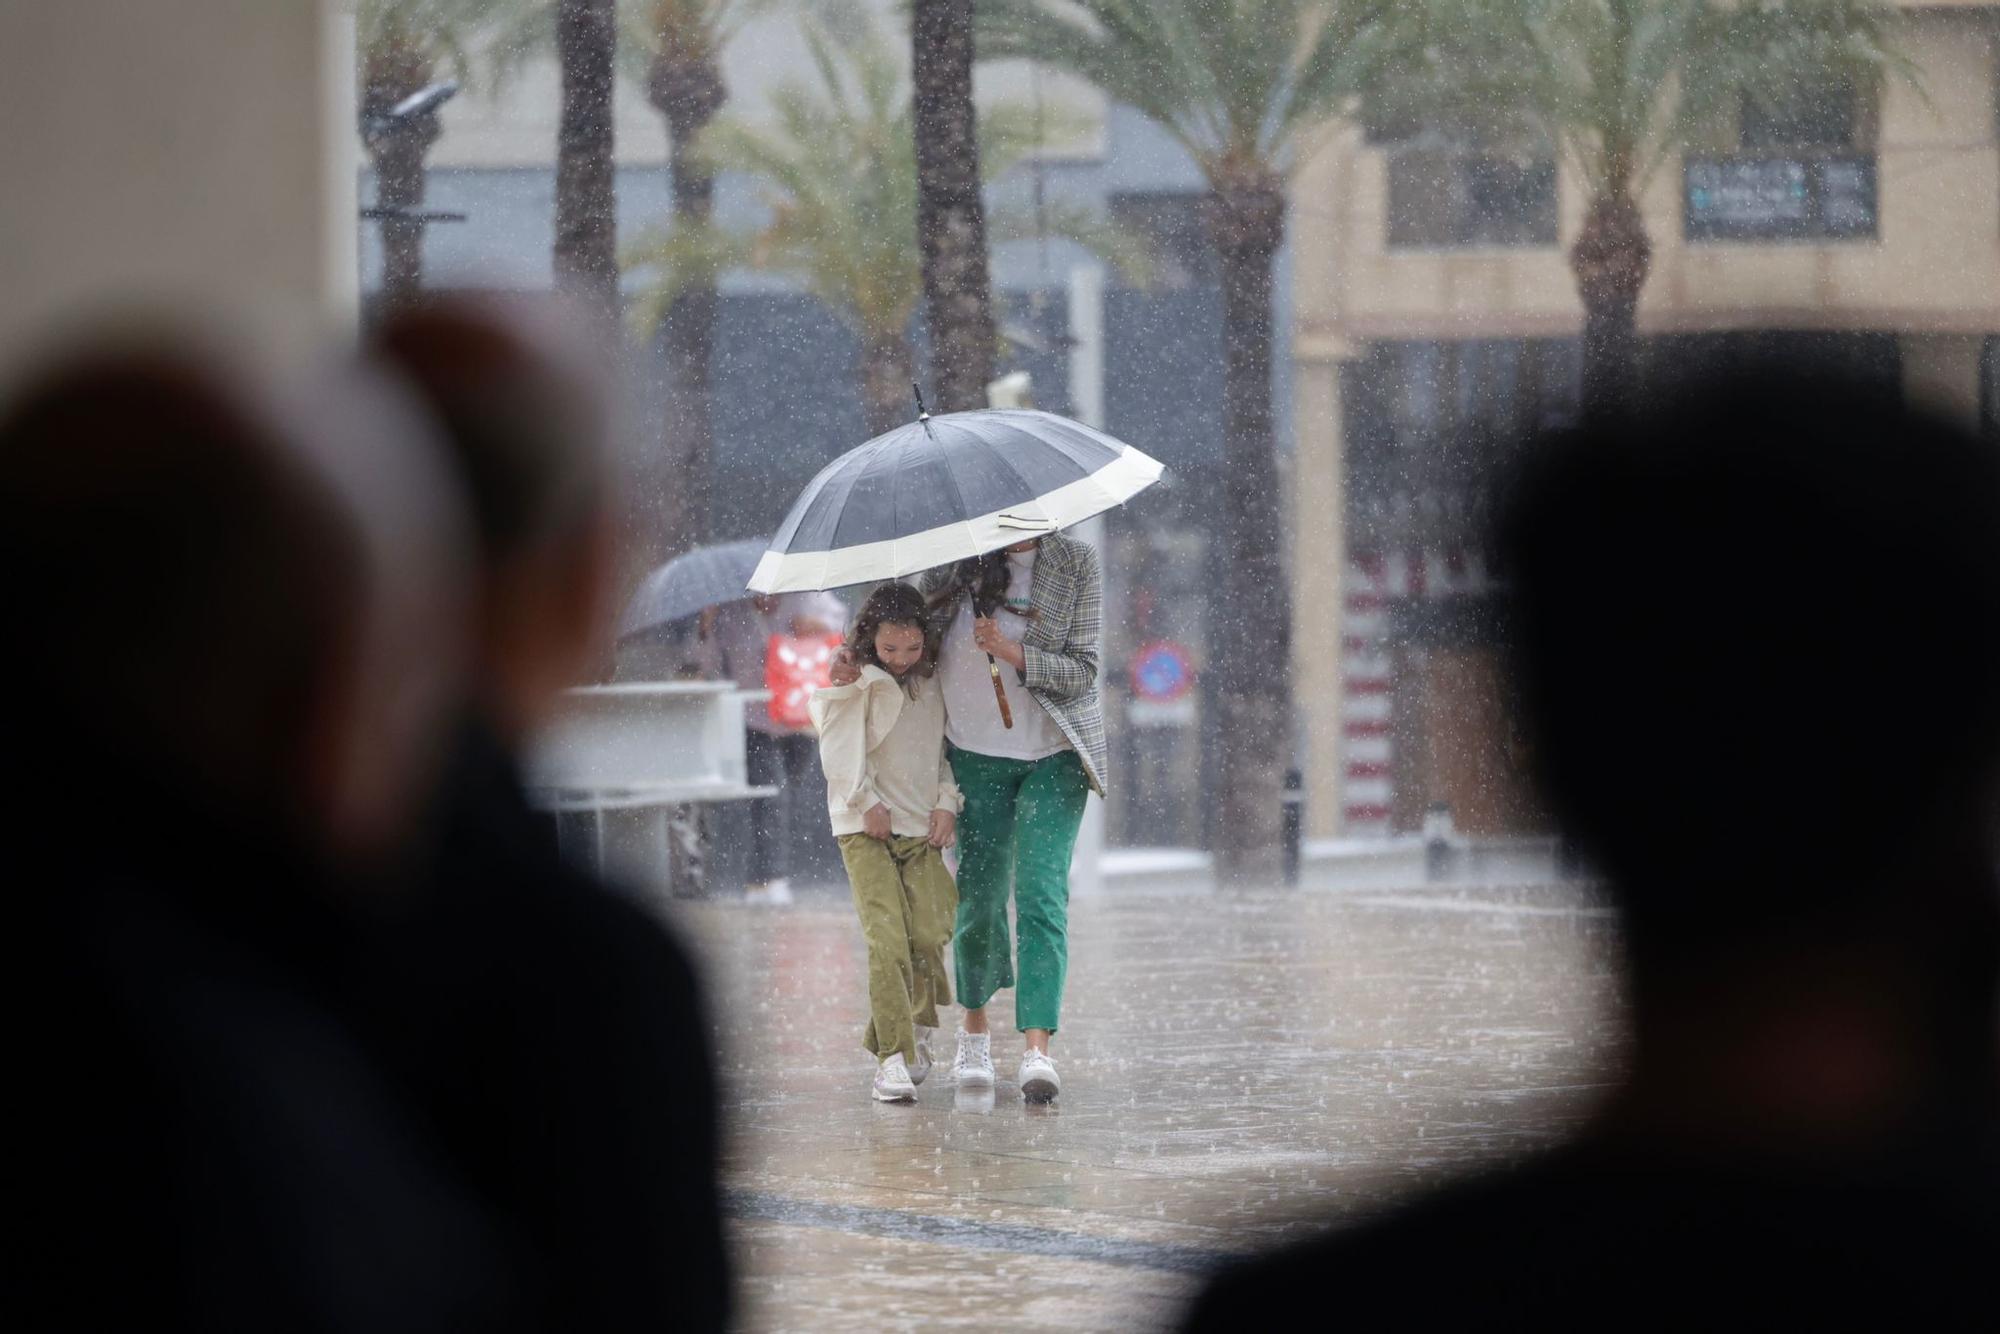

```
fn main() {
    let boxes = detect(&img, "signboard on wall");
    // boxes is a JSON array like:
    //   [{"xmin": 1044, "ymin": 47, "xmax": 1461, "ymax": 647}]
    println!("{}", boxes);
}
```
[{"xmin": 1685, "ymin": 155, "xmax": 1876, "ymax": 242}]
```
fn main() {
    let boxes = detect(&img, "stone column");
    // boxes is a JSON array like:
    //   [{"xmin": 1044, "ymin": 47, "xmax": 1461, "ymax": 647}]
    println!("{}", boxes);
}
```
[
  {"xmin": 1291, "ymin": 345, "xmax": 1351, "ymax": 841},
  {"xmin": 0, "ymin": 0, "xmax": 359, "ymax": 373}
]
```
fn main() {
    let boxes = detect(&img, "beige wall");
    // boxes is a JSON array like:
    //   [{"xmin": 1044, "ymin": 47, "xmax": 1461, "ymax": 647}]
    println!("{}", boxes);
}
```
[
  {"xmin": 1290, "ymin": 3, "xmax": 2000, "ymax": 836},
  {"xmin": 0, "ymin": 0, "xmax": 358, "ymax": 376},
  {"xmin": 1296, "ymin": 7, "xmax": 2000, "ymax": 344}
]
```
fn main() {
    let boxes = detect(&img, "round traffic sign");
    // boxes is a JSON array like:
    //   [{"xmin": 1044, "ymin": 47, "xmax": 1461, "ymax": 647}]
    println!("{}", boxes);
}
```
[{"xmin": 1130, "ymin": 640, "xmax": 1194, "ymax": 702}]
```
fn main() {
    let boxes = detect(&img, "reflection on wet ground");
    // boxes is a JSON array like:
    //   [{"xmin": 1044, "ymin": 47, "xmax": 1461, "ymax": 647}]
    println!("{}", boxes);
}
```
[{"xmin": 671, "ymin": 878, "xmax": 1624, "ymax": 1331}]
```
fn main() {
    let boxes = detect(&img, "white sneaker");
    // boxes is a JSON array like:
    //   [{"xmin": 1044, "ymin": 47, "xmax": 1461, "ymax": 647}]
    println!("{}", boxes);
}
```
[
  {"xmin": 910, "ymin": 1027, "xmax": 936, "ymax": 1086},
  {"xmin": 1020, "ymin": 1049, "xmax": 1060, "ymax": 1103},
  {"xmin": 872, "ymin": 1052, "xmax": 916, "ymax": 1102},
  {"xmin": 952, "ymin": 1030, "xmax": 994, "ymax": 1089},
  {"xmin": 744, "ymin": 878, "xmax": 794, "ymax": 906}
]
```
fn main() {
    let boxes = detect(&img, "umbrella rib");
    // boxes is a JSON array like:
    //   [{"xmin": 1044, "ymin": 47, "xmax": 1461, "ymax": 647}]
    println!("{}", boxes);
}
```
[
  {"xmin": 809, "ymin": 436, "xmax": 893, "ymax": 571},
  {"xmin": 913, "ymin": 418, "xmax": 983, "ymax": 580},
  {"xmin": 973, "ymin": 420, "xmax": 1062, "ymax": 525}
]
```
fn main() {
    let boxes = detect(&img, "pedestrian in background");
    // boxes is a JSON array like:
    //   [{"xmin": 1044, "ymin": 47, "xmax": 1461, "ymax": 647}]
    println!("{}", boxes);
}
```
[{"xmin": 700, "ymin": 588, "xmax": 847, "ymax": 904}]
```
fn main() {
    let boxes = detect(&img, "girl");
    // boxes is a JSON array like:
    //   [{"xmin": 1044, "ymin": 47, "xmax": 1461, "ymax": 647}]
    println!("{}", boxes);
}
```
[{"xmin": 810, "ymin": 582, "xmax": 962, "ymax": 1102}]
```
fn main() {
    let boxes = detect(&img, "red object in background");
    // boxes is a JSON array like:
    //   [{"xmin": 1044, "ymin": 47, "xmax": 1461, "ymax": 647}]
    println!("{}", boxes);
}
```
[{"xmin": 765, "ymin": 632, "xmax": 843, "ymax": 730}]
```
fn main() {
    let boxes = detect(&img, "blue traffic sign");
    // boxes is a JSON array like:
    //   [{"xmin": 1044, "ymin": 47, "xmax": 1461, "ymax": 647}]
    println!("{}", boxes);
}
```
[{"xmin": 1130, "ymin": 641, "xmax": 1194, "ymax": 702}]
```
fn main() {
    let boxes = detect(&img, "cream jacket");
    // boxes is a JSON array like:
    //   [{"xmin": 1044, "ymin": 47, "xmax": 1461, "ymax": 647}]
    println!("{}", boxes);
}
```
[{"xmin": 808, "ymin": 664, "xmax": 963, "ymax": 838}]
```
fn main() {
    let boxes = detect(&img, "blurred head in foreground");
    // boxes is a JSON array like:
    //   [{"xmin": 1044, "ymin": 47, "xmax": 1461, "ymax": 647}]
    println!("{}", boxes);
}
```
[
  {"xmin": 369, "ymin": 296, "xmax": 616, "ymax": 741},
  {"xmin": 0, "ymin": 332, "xmax": 470, "ymax": 867},
  {"xmin": 1502, "ymin": 368, "xmax": 2000, "ymax": 1131}
]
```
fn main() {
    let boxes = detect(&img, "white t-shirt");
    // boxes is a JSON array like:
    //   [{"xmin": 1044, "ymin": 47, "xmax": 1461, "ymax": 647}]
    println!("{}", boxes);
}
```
[{"xmin": 939, "ymin": 548, "xmax": 1071, "ymax": 761}]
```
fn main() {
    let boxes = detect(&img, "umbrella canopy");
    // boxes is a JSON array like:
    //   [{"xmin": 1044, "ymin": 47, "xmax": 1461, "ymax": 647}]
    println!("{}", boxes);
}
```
[
  {"xmin": 748, "ymin": 409, "xmax": 1163, "ymax": 593},
  {"xmin": 618, "ymin": 537, "xmax": 769, "ymax": 640}
]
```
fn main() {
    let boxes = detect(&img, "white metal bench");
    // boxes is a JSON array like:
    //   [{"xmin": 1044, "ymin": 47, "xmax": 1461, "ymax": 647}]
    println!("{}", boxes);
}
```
[{"xmin": 525, "ymin": 682, "xmax": 776, "ymax": 890}]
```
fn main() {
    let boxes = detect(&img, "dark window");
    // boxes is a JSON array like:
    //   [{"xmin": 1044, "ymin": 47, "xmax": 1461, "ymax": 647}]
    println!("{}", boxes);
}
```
[
  {"xmin": 1344, "ymin": 338, "xmax": 1581, "ymax": 543},
  {"xmin": 1741, "ymin": 83, "xmax": 1858, "ymax": 150},
  {"xmin": 1387, "ymin": 149, "xmax": 1558, "ymax": 248},
  {"xmin": 1983, "ymin": 337, "xmax": 2000, "ymax": 438},
  {"xmin": 1107, "ymin": 191, "xmax": 1213, "ymax": 289}
]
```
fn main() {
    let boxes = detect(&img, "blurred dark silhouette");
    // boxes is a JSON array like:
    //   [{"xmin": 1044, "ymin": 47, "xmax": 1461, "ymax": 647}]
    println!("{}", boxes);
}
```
[
  {"xmin": 366, "ymin": 295, "xmax": 730, "ymax": 1332},
  {"xmin": 6, "ymin": 335, "xmax": 519, "ymax": 1331},
  {"xmin": 1186, "ymin": 369, "xmax": 2000, "ymax": 1327}
]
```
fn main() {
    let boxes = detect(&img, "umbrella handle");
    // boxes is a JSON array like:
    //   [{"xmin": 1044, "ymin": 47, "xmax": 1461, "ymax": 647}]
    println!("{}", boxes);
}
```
[{"xmin": 987, "ymin": 655, "xmax": 1014, "ymax": 729}]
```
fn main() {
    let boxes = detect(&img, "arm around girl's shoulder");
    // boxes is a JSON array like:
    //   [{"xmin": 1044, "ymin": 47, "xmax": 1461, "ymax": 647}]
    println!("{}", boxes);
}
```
[{"xmin": 811, "ymin": 665, "xmax": 903, "ymax": 818}]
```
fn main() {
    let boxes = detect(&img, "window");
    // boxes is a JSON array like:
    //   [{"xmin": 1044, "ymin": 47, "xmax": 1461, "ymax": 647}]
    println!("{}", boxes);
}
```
[
  {"xmin": 1106, "ymin": 192, "xmax": 1213, "ymax": 289},
  {"xmin": 1382, "ymin": 123, "xmax": 1558, "ymax": 250},
  {"xmin": 1345, "ymin": 338, "xmax": 1581, "ymax": 527},
  {"xmin": 1685, "ymin": 83, "xmax": 1875, "ymax": 243},
  {"xmin": 1741, "ymin": 84, "xmax": 1859, "ymax": 151},
  {"xmin": 1983, "ymin": 338, "xmax": 2000, "ymax": 438}
]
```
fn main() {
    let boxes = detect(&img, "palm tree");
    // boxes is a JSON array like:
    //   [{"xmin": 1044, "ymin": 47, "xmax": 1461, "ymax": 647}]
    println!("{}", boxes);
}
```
[
  {"xmin": 623, "ymin": 1, "xmax": 733, "ymax": 554},
  {"xmin": 977, "ymin": 0, "xmax": 1407, "ymax": 882},
  {"xmin": 913, "ymin": 0, "xmax": 999, "ymax": 413},
  {"xmin": 624, "ymin": 24, "xmax": 1138, "ymax": 436},
  {"xmin": 555, "ymin": 0, "xmax": 622, "ymax": 320},
  {"xmin": 1399, "ymin": 0, "xmax": 1908, "ymax": 409},
  {"xmin": 358, "ymin": 0, "xmax": 541, "ymax": 300}
]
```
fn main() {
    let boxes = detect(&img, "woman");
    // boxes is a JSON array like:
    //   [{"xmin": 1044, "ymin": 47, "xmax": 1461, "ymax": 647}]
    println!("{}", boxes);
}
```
[{"xmin": 834, "ymin": 530, "xmax": 1105, "ymax": 1103}]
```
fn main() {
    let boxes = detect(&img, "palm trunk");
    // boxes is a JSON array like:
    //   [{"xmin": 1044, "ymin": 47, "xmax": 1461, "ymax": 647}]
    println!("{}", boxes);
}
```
[
  {"xmin": 859, "ymin": 329, "xmax": 915, "ymax": 437},
  {"xmin": 911, "ymin": 0, "xmax": 996, "ymax": 412},
  {"xmin": 652, "ymin": 51, "xmax": 728, "ymax": 559},
  {"xmin": 1570, "ymin": 192, "xmax": 1652, "ymax": 414},
  {"xmin": 1205, "ymin": 177, "xmax": 1293, "ymax": 885},
  {"xmin": 371, "ymin": 127, "xmax": 431, "ymax": 302},
  {"xmin": 554, "ymin": 0, "xmax": 620, "ymax": 322},
  {"xmin": 360, "ymin": 50, "xmax": 440, "ymax": 307}
]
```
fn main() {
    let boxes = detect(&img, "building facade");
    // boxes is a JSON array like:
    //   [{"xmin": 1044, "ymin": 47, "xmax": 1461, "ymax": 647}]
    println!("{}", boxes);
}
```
[{"xmin": 1290, "ymin": 0, "xmax": 2000, "ymax": 841}]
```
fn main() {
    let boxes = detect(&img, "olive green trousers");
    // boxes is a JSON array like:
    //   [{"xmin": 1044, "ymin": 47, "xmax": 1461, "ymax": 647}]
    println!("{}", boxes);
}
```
[{"xmin": 838, "ymin": 834, "xmax": 958, "ymax": 1063}]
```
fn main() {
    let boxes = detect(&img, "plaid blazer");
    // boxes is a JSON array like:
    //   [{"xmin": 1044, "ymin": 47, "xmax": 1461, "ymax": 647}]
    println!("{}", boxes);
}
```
[{"xmin": 918, "ymin": 533, "xmax": 1108, "ymax": 797}]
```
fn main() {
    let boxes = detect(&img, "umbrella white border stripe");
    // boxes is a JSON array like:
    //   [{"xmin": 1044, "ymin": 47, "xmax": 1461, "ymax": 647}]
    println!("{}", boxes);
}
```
[{"xmin": 747, "ymin": 445, "xmax": 1164, "ymax": 593}]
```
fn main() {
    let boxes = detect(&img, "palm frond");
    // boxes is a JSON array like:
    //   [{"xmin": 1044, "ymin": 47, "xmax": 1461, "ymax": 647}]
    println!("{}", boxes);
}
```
[
  {"xmin": 358, "ymin": 0, "xmax": 553, "ymax": 95},
  {"xmin": 976, "ymin": 0, "xmax": 1416, "ymax": 183},
  {"xmin": 989, "ymin": 201, "xmax": 1158, "ymax": 289},
  {"xmin": 621, "ymin": 220, "xmax": 754, "ymax": 334}
]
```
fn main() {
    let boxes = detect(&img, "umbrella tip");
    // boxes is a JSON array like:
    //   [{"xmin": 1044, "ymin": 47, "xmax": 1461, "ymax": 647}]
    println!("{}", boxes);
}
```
[{"xmin": 912, "ymin": 381, "xmax": 930, "ymax": 421}]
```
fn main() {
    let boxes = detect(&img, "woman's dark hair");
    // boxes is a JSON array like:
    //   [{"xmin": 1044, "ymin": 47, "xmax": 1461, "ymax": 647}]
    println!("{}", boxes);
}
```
[
  {"xmin": 930, "ymin": 544, "xmax": 1039, "ymax": 619},
  {"xmin": 847, "ymin": 581, "xmax": 939, "ymax": 689}
]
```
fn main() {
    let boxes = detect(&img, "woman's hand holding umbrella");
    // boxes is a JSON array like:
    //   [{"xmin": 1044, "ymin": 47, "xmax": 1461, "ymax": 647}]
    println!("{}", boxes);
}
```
[{"xmin": 973, "ymin": 617, "xmax": 1024, "ymax": 672}]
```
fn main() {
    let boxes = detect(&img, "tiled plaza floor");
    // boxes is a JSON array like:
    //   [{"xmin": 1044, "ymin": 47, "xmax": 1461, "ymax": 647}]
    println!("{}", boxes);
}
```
[{"xmin": 670, "ymin": 878, "xmax": 1626, "ymax": 1332}]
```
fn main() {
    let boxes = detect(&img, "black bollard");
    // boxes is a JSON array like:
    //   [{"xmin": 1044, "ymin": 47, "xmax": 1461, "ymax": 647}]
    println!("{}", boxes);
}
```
[
  {"xmin": 1424, "ymin": 802, "xmax": 1455, "ymax": 883},
  {"xmin": 1282, "ymin": 767, "xmax": 1304, "ymax": 887}
]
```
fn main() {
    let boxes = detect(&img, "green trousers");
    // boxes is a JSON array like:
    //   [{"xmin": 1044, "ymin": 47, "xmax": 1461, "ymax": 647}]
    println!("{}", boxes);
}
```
[
  {"xmin": 838, "ymin": 834, "xmax": 958, "ymax": 1063},
  {"xmin": 949, "ymin": 747, "xmax": 1090, "ymax": 1034}
]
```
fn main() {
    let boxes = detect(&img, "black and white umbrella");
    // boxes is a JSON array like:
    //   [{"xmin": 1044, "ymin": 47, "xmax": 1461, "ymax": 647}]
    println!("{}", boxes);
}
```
[
  {"xmin": 747, "ymin": 408, "xmax": 1164, "ymax": 593},
  {"xmin": 618, "ymin": 536, "xmax": 768, "ymax": 640}
]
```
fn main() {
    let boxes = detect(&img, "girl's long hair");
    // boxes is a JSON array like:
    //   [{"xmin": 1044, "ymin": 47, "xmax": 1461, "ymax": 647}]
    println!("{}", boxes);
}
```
[{"xmin": 846, "ymin": 581, "xmax": 940, "ymax": 692}]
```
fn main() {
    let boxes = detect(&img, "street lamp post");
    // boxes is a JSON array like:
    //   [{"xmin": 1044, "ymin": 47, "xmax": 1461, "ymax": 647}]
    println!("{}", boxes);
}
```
[{"xmin": 359, "ymin": 80, "xmax": 465, "ymax": 301}]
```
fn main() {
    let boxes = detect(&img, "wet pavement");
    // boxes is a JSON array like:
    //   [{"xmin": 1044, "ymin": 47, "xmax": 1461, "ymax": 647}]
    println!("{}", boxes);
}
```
[{"xmin": 670, "ymin": 876, "xmax": 1626, "ymax": 1331}]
